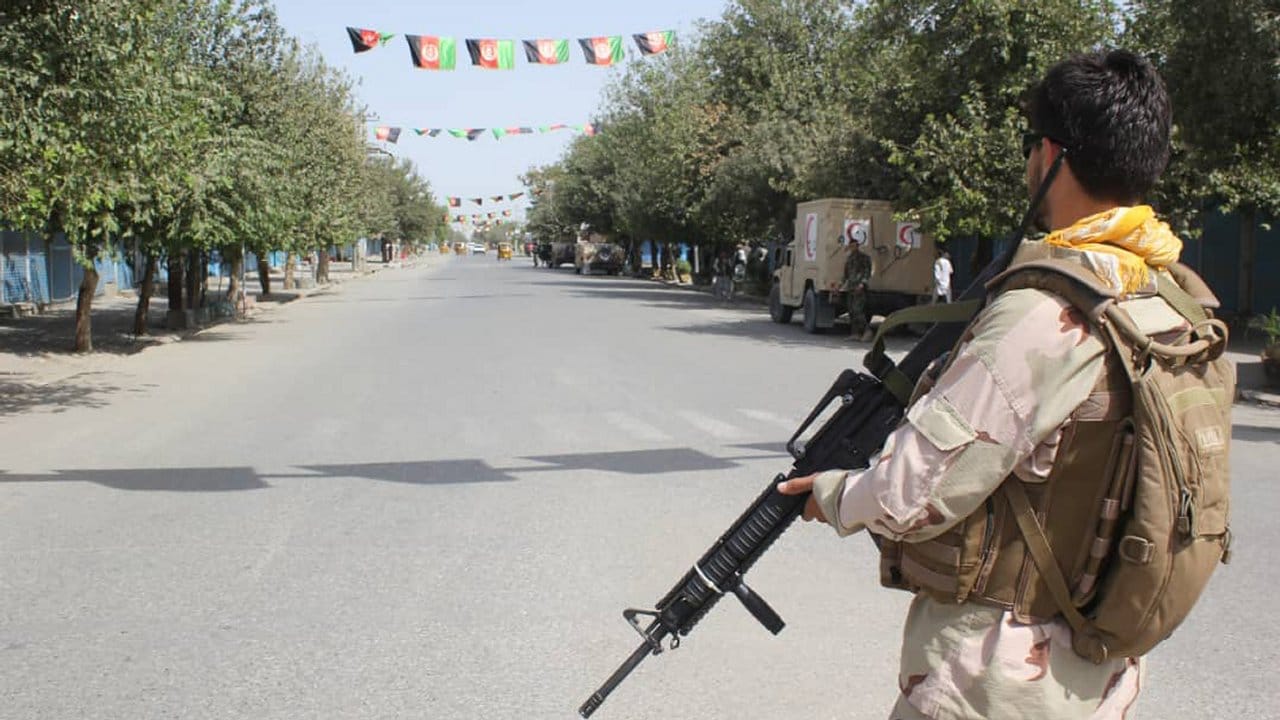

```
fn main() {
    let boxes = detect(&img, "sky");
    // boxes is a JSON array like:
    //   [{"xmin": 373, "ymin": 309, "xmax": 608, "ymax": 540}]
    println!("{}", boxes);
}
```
[{"xmin": 270, "ymin": 0, "xmax": 733, "ymax": 227}]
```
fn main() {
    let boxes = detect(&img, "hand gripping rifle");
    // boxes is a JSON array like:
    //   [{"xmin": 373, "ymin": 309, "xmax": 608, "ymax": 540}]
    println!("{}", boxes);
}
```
[{"xmin": 578, "ymin": 155, "xmax": 1067, "ymax": 719}]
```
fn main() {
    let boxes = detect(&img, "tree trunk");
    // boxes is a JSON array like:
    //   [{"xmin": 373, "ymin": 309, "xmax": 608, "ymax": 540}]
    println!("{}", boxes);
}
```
[
  {"xmin": 133, "ymin": 252, "xmax": 157, "ymax": 336},
  {"xmin": 284, "ymin": 251, "xmax": 295, "ymax": 290},
  {"xmin": 185, "ymin": 249, "xmax": 201, "ymax": 310},
  {"xmin": 75, "ymin": 263, "xmax": 99, "ymax": 353},
  {"xmin": 257, "ymin": 255, "xmax": 271, "ymax": 297},
  {"xmin": 317, "ymin": 248, "xmax": 330, "ymax": 284},
  {"xmin": 226, "ymin": 247, "xmax": 241, "ymax": 303},
  {"xmin": 167, "ymin": 252, "xmax": 185, "ymax": 312}
]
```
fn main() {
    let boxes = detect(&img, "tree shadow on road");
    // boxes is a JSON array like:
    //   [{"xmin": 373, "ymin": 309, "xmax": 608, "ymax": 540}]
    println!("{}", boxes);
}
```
[
  {"xmin": 1232, "ymin": 424, "xmax": 1280, "ymax": 444},
  {"xmin": 0, "ymin": 447, "xmax": 782, "ymax": 492},
  {"xmin": 0, "ymin": 372, "xmax": 132, "ymax": 417}
]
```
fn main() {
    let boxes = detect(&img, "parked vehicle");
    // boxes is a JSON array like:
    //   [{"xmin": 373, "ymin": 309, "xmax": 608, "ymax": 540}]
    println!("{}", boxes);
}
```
[
  {"xmin": 452, "ymin": 241, "xmax": 466, "ymax": 255},
  {"xmin": 470, "ymin": 242, "xmax": 487, "ymax": 255},
  {"xmin": 497, "ymin": 242, "xmax": 513, "ymax": 260},
  {"xmin": 770, "ymin": 198, "xmax": 935, "ymax": 333},
  {"xmin": 543, "ymin": 240, "xmax": 576, "ymax": 268},
  {"xmin": 574, "ymin": 236, "xmax": 625, "ymax": 275}
]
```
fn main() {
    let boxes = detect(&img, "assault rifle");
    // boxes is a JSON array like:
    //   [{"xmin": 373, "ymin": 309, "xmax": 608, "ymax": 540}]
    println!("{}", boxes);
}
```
[{"xmin": 578, "ymin": 157, "xmax": 1066, "ymax": 719}]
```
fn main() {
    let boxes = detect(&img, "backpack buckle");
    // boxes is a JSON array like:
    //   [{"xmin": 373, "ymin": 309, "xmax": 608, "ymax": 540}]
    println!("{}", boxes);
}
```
[{"xmin": 1118, "ymin": 536, "xmax": 1154, "ymax": 565}]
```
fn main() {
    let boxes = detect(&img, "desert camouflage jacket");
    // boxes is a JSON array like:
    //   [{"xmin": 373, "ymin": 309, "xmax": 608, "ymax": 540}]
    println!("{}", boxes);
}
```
[{"xmin": 811, "ymin": 286, "xmax": 1143, "ymax": 720}]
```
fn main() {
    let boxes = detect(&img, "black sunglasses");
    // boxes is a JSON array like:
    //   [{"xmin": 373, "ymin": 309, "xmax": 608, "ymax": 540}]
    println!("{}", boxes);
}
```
[{"xmin": 1022, "ymin": 131, "xmax": 1068, "ymax": 159}]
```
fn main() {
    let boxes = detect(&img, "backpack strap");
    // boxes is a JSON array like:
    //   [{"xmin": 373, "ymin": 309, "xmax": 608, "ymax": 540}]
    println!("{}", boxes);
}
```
[{"xmin": 1002, "ymin": 479, "xmax": 1110, "ymax": 664}]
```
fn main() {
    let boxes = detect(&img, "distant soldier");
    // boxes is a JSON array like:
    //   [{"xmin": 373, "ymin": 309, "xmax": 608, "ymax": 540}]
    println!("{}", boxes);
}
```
[{"xmin": 843, "ymin": 241, "xmax": 873, "ymax": 341}]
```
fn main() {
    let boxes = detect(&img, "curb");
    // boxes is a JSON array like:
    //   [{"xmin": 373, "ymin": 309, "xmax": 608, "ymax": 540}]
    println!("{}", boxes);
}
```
[{"xmin": 1239, "ymin": 389, "xmax": 1280, "ymax": 409}]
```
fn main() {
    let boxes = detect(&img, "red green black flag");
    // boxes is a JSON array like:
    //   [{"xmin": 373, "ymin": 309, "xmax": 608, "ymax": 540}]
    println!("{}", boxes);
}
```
[
  {"xmin": 447, "ymin": 197, "xmax": 461, "ymax": 208},
  {"xmin": 471, "ymin": 198, "xmax": 483, "ymax": 206},
  {"xmin": 374, "ymin": 126, "xmax": 401, "ymax": 143},
  {"xmin": 490, "ymin": 195, "xmax": 505, "ymax": 202},
  {"xmin": 508, "ymin": 192, "xmax": 524, "ymax": 200},
  {"xmin": 406, "ymin": 35, "xmax": 456, "ymax": 70},
  {"xmin": 347, "ymin": 27, "xmax": 394, "ymax": 53},
  {"xmin": 502, "ymin": 210, "xmax": 513, "ymax": 217},
  {"xmin": 466, "ymin": 39, "xmax": 516, "ymax": 69},
  {"xmin": 523, "ymin": 39, "xmax": 570, "ymax": 65},
  {"xmin": 633, "ymin": 30, "xmax": 675, "ymax": 55},
  {"xmin": 578, "ymin": 36, "xmax": 624, "ymax": 66}
]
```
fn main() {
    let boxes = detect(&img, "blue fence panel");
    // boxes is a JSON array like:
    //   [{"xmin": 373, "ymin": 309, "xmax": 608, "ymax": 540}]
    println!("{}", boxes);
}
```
[
  {"xmin": 1254, "ymin": 218, "xmax": 1280, "ymax": 316},
  {"xmin": 1196, "ymin": 210, "xmax": 1242, "ymax": 315},
  {"xmin": 47, "ymin": 236, "xmax": 76, "ymax": 302},
  {"xmin": 2, "ymin": 252, "xmax": 27, "ymax": 304}
]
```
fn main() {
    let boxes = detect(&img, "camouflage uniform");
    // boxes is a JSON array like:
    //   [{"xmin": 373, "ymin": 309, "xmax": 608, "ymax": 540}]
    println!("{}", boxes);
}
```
[
  {"xmin": 811, "ymin": 277, "xmax": 1145, "ymax": 719},
  {"xmin": 844, "ymin": 245, "xmax": 873, "ymax": 337}
]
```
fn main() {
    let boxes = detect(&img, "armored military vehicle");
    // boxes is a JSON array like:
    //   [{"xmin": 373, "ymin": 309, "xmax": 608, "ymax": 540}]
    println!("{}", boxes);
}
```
[
  {"xmin": 574, "ymin": 233, "xmax": 625, "ymax": 275},
  {"xmin": 770, "ymin": 198, "xmax": 936, "ymax": 333}
]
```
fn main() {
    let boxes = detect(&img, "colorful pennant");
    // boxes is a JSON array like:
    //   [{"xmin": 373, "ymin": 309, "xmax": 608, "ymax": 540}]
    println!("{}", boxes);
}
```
[
  {"xmin": 524, "ymin": 38, "xmax": 571, "ymax": 65},
  {"xmin": 374, "ymin": 126, "xmax": 401, "ymax": 143},
  {"xmin": 347, "ymin": 27, "xmax": 394, "ymax": 53},
  {"xmin": 633, "ymin": 30, "xmax": 675, "ymax": 55},
  {"xmin": 407, "ymin": 35, "xmax": 456, "ymax": 70},
  {"xmin": 466, "ymin": 39, "xmax": 517, "ymax": 69},
  {"xmin": 579, "ymin": 36, "xmax": 624, "ymax": 66}
]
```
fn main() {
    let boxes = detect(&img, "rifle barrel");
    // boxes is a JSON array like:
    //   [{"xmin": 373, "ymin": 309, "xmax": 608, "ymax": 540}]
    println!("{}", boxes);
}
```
[{"xmin": 579, "ymin": 628, "xmax": 663, "ymax": 718}]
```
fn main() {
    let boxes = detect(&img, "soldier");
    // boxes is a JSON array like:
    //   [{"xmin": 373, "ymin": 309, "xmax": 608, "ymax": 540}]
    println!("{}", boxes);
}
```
[
  {"xmin": 778, "ymin": 50, "xmax": 1180, "ymax": 719},
  {"xmin": 843, "ymin": 240, "xmax": 873, "ymax": 341}
]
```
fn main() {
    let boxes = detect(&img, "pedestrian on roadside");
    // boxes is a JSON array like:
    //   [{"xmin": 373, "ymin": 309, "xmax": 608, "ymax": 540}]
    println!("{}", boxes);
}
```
[
  {"xmin": 842, "ymin": 240, "xmax": 873, "ymax": 341},
  {"xmin": 778, "ymin": 49, "xmax": 1227, "ymax": 720},
  {"xmin": 932, "ymin": 249, "xmax": 953, "ymax": 303}
]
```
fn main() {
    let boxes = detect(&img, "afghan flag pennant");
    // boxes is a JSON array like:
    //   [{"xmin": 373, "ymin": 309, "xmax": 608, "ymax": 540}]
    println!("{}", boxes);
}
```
[
  {"xmin": 406, "ymin": 35, "xmax": 456, "ymax": 70},
  {"xmin": 374, "ymin": 126, "xmax": 401, "ymax": 143},
  {"xmin": 508, "ymin": 192, "xmax": 524, "ymax": 200},
  {"xmin": 454, "ymin": 215, "xmax": 466, "ymax": 223},
  {"xmin": 414, "ymin": 128, "xmax": 443, "ymax": 137},
  {"xmin": 579, "ymin": 36, "xmax": 624, "ymax": 66},
  {"xmin": 466, "ymin": 39, "xmax": 516, "ymax": 69},
  {"xmin": 538, "ymin": 123, "xmax": 569, "ymax": 133},
  {"xmin": 502, "ymin": 209, "xmax": 513, "ymax": 217},
  {"xmin": 490, "ymin": 195, "xmax": 505, "ymax": 202},
  {"xmin": 487, "ymin": 212, "xmax": 497, "ymax": 219},
  {"xmin": 348, "ymin": 27, "xmax": 394, "ymax": 53},
  {"xmin": 449, "ymin": 128, "xmax": 486, "ymax": 141},
  {"xmin": 447, "ymin": 197, "xmax": 461, "ymax": 208},
  {"xmin": 633, "ymin": 30, "xmax": 675, "ymax": 55},
  {"xmin": 523, "ymin": 38, "xmax": 571, "ymax": 65},
  {"xmin": 470, "ymin": 198, "xmax": 483, "ymax": 206},
  {"xmin": 532, "ymin": 188, "xmax": 545, "ymax": 196}
]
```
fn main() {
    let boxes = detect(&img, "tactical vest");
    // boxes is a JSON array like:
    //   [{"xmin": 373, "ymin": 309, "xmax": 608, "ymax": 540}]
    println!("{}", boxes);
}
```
[{"xmin": 878, "ymin": 243, "xmax": 1233, "ymax": 662}]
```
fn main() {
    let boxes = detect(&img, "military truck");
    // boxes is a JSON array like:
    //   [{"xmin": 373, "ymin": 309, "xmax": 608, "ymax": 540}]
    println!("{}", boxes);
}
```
[
  {"xmin": 769, "ymin": 198, "xmax": 936, "ymax": 333},
  {"xmin": 542, "ymin": 240, "xmax": 576, "ymax": 268},
  {"xmin": 573, "ymin": 232, "xmax": 625, "ymax": 275}
]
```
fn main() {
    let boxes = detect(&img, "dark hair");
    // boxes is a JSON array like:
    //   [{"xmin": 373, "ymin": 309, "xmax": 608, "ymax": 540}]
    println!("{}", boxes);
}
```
[{"xmin": 1028, "ymin": 49, "xmax": 1171, "ymax": 203}]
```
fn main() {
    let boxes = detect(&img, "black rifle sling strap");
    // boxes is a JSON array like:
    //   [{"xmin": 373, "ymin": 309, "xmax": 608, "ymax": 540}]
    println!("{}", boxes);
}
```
[{"xmin": 863, "ymin": 300, "xmax": 983, "ymax": 406}]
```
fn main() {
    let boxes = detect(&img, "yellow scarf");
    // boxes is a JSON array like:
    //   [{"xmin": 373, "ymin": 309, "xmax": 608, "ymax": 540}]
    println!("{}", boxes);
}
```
[{"xmin": 1043, "ymin": 206, "xmax": 1182, "ymax": 293}]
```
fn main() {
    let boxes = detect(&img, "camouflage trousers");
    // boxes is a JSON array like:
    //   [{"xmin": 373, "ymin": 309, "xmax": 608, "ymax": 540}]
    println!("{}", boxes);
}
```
[{"xmin": 847, "ymin": 283, "xmax": 869, "ymax": 335}]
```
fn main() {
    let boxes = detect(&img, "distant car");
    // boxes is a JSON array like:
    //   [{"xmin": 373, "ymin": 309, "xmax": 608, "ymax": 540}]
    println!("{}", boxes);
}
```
[
  {"xmin": 497, "ymin": 242, "xmax": 513, "ymax": 260},
  {"xmin": 470, "ymin": 243, "xmax": 487, "ymax": 255}
]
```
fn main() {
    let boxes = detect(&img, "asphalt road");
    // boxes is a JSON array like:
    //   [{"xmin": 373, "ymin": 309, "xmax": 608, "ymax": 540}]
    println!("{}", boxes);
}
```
[{"xmin": 2, "ymin": 255, "xmax": 1277, "ymax": 719}]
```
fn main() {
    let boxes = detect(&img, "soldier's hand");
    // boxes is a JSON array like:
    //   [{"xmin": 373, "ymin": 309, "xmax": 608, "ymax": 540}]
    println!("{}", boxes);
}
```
[{"xmin": 776, "ymin": 475, "xmax": 828, "ymax": 525}]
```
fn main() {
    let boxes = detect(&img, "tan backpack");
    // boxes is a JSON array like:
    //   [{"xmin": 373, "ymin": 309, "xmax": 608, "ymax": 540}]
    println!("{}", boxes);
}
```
[{"xmin": 995, "ymin": 258, "xmax": 1234, "ymax": 662}]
